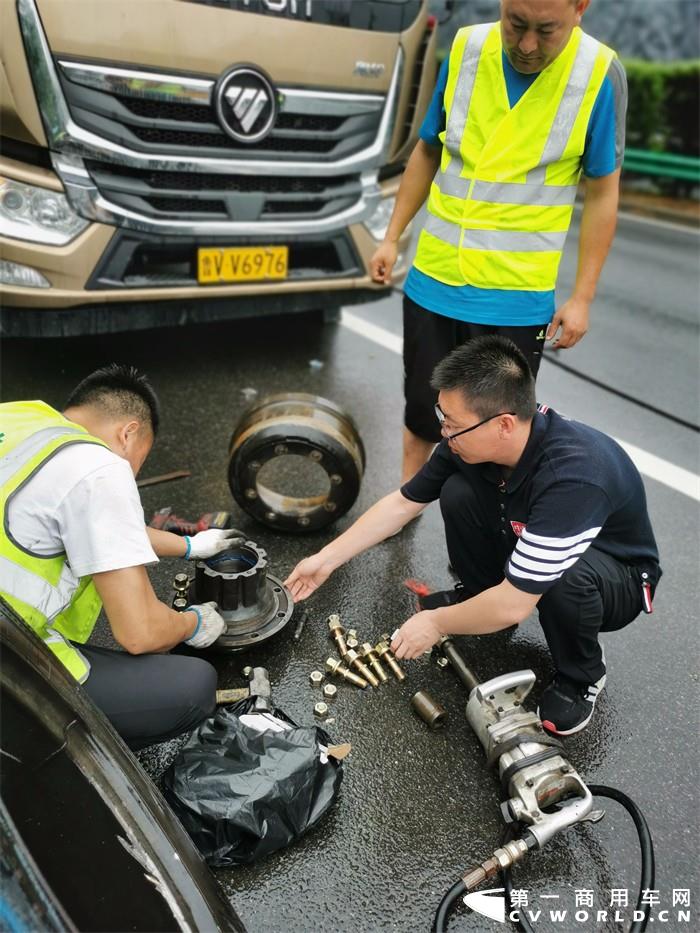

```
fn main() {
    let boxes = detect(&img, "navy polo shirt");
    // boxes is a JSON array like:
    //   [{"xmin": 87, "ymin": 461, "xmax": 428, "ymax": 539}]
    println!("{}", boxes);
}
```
[{"xmin": 401, "ymin": 406, "xmax": 660, "ymax": 595}]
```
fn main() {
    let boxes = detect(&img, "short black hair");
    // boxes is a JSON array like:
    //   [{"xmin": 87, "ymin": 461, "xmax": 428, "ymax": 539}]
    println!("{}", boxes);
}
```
[
  {"xmin": 430, "ymin": 335, "xmax": 537, "ymax": 421},
  {"xmin": 64, "ymin": 363, "xmax": 160, "ymax": 436}
]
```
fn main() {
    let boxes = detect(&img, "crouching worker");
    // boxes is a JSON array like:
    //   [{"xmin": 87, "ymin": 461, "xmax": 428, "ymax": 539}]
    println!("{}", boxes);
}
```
[
  {"xmin": 0, "ymin": 364, "xmax": 240, "ymax": 750},
  {"xmin": 286, "ymin": 336, "xmax": 661, "ymax": 736}
]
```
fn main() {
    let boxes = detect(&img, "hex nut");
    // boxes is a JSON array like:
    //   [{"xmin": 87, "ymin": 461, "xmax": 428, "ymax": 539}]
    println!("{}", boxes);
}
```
[
  {"xmin": 436, "ymin": 657, "xmax": 449, "ymax": 669},
  {"xmin": 346, "ymin": 636, "xmax": 359, "ymax": 650},
  {"xmin": 309, "ymin": 670, "xmax": 325, "ymax": 687},
  {"xmin": 347, "ymin": 629, "xmax": 358, "ymax": 640},
  {"xmin": 322, "ymin": 684, "xmax": 337, "ymax": 700},
  {"xmin": 242, "ymin": 666, "xmax": 253, "ymax": 678},
  {"xmin": 314, "ymin": 702, "xmax": 330, "ymax": 719}
]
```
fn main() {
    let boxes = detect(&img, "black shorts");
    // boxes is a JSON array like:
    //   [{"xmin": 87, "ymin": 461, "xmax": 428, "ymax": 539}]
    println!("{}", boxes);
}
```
[{"xmin": 403, "ymin": 294, "xmax": 548, "ymax": 442}]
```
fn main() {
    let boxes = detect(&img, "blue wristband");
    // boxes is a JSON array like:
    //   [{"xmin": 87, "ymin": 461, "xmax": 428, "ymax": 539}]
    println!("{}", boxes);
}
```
[
  {"xmin": 186, "ymin": 607, "xmax": 202, "ymax": 642},
  {"xmin": 184, "ymin": 535, "xmax": 192, "ymax": 560}
]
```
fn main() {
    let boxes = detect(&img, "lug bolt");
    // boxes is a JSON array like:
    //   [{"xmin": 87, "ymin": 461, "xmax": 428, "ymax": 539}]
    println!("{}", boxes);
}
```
[
  {"xmin": 173, "ymin": 572, "xmax": 189, "ymax": 589},
  {"xmin": 375, "ymin": 641, "xmax": 406, "ymax": 682},
  {"xmin": 173, "ymin": 597, "xmax": 188, "ymax": 611},
  {"xmin": 309, "ymin": 450, "xmax": 322, "ymax": 462},
  {"xmin": 314, "ymin": 702, "xmax": 329, "ymax": 720},
  {"xmin": 347, "ymin": 629, "xmax": 358, "ymax": 640},
  {"xmin": 326, "ymin": 656, "xmax": 367, "ymax": 689},
  {"xmin": 309, "ymin": 670, "xmax": 325, "ymax": 687},
  {"xmin": 274, "ymin": 444, "xmax": 288, "ymax": 456},
  {"xmin": 322, "ymin": 684, "xmax": 337, "ymax": 700},
  {"xmin": 361, "ymin": 643, "xmax": 389, "ymax": 683},
  {"xmin": 242, "ymin": 666, "xmax": 253, "ymax": 679},
  {"xmin": 436, "ymin": 656, "xmax": 449, "ymax": 669},
  {"xmin": 345, "ymin": 648, "xmax": 379, "ymax": 688},
  {"xmin": 245, "ymin": 488, "xmax": 257, "ymax": 499},
  {"xmin": 328, "ymin": 614, "xmax": 348, "ymax": 657}
]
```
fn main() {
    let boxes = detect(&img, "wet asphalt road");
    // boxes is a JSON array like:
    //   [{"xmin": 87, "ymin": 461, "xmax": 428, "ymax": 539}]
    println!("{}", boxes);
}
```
[{"xmin": 1, "ymin": 209, "xmax": 698, "ymax": 932}]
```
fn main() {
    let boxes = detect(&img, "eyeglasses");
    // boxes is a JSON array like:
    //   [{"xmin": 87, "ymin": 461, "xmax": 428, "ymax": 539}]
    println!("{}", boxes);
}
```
[{"xmin": 434, "ymin": 403, "xmax": 516, "ymax": 441}]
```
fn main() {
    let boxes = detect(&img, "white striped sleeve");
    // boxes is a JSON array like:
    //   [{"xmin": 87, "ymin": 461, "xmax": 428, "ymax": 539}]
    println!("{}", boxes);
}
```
[{"xmin": 507, "ymin": 525, "xmax": 602, "ymax": 592}]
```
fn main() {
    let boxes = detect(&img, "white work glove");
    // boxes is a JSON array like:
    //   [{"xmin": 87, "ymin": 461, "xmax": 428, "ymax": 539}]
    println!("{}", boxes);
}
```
[
  {"xmin": 184, "ymin": 602, "xmax": 226, "ymax": 648},
  {"xmin": 184, "ymin": 528, "xmax": 246, "ymax": 560}
]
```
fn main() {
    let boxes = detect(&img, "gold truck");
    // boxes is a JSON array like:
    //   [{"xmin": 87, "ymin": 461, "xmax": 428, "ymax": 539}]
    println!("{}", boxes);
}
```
[{"xmin": 0, "ymin": 0, "xmax": 437, "ymax": 336}]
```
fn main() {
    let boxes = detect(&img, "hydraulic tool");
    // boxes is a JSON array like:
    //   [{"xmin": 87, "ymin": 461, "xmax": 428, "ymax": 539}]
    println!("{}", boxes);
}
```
[{"xmin": 433, "ymin": 636, "xmax": 655, "ymax": 933}]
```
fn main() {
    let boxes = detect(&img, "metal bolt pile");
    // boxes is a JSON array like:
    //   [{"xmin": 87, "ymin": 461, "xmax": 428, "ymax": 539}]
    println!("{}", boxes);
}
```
[{"xmin": 307, "ymin": 614, "xmax": 407, "ymax": 720}]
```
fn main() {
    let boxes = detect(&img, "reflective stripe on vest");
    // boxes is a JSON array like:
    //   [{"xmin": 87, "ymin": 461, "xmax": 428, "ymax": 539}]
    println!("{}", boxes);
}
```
[
  {"xmin": 0, "ymin": 553, "xmax": 78, "ymax": 620},
  {"xmin": 526, "ymin": 33, "xmax": 601, "ymax": 186},
  {"xmin": 414, "ymin": 24, "xmax": 616, "ymax": 291},
  {"xmin": 424, "ymin": 214, "xmax": 568, "ymax": 252},
  {"xmin": 441, "ymin": 22, "xmax": 493, "ymax": 189}
]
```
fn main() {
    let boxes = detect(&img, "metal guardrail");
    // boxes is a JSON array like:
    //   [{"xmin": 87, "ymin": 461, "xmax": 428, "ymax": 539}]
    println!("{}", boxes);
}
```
[{"xmin": 623, "ymin": 148, "xmax": 700, "ymax": 183}]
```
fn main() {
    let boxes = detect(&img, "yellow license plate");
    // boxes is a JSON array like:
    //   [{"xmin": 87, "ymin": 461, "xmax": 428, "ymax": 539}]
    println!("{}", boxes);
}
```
[{"xmin": 197, "ymin": 246, "xmax": 288, "ymax": 284}]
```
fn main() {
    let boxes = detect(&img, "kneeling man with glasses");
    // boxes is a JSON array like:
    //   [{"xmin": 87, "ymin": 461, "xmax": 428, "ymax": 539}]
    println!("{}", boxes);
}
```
[{"xmin": 285, "ymin": 336, "xmax": 661, "ymax": 735}]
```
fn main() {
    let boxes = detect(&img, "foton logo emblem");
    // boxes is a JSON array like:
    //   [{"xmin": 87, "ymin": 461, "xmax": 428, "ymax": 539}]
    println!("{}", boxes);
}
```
[{"xmin": 214, "ymin": 66, "xmax": 278, "ymax": 144}]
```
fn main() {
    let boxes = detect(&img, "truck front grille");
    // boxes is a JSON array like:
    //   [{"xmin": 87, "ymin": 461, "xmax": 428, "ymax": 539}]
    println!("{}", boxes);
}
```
[
  {"xmin": 84, "ymin": 160, "xmax": 361, "ymax": 222},
  {"xmin": 58, "ymin": 65, "xmax": 383, "ymax": 162},
  {"xmin": 54, "ymin": 61, "xmax": 387, "ymax": 227}
]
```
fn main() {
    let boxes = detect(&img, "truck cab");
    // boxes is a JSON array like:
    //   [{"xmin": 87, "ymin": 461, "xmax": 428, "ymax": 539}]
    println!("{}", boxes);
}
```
[{"xmin": 0, "ymin": 0, "xmax": 437, "ymax": 335}]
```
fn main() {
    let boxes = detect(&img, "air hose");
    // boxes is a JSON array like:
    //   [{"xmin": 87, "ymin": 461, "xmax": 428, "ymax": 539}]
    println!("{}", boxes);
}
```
[
  {"xmin": 433, "ymin": 785, "xmax": 655, "ymax": 933},
  {"xmin": 432, "ymin": 880, "xmax": 467, "ymax": 933}
]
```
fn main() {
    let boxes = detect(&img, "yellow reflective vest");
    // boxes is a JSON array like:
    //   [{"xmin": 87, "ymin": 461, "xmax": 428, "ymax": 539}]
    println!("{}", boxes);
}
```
[
  {"xmin": 413, "ymin": 23, "xmax": 616, "ymax": 291},
  {"xmin": 0, "ymin": 401, "xmax": 107, "ymax": 682}
]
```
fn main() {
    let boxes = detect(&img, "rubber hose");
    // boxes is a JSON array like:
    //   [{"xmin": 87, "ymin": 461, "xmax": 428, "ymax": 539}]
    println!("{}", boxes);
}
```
[
  {"xmin": 501, "ymin": 785, "xmax": 655, "ymax": 933},
  {"xmin": 588, "ymin": 785, "xmax": 656, "ymax": 933},
  {"xmin": 432, "ymin": 879, "xmax": 467, "ymax": 933}
]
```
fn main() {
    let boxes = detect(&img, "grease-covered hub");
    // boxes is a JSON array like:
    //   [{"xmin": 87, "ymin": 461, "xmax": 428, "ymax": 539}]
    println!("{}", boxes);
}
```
[{"xmin": 190, "ymin": 541, "xmax": 293, "ymax": 649}]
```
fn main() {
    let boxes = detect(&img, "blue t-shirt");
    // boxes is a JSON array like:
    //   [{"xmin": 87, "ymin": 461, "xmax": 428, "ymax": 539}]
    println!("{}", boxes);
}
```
[{"xmin": 405, "ymin": 52, "xmax": 624, "ymax": 326}]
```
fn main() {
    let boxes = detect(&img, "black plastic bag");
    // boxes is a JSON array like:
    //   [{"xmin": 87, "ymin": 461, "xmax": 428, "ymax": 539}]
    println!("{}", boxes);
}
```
[{"xmin": 162, "ymin": 698, "xmax": 343, "ymax": 866}]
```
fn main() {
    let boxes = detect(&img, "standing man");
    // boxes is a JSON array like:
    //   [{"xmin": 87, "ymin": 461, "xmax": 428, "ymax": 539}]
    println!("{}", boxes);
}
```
[
  {"xmin": 371, "ymin": 0, "xmax": 627, "ymax": 481},
  {"xmin": 0, "ymin": 364, "xmax": 240, "ymax": 750},
  {"xmin": 285, "ymin": 338, "xmax": 661, "ymax": 736}
]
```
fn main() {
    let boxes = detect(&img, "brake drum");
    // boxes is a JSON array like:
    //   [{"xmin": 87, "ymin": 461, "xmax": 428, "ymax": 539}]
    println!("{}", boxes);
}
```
[{"xmin": 228, "ymin": 393, "xmax": 365, "ymax": 533}]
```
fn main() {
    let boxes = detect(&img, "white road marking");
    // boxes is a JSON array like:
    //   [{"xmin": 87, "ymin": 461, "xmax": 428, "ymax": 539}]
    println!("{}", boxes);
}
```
[
  {"xmin": 574, "ymin": 202, "xmax": 699, "ymax": 235},
  {"xmin": 341, "ymin": 310, "xmax": 402, "ymax": 354},
  {"xmin": 614, "ymin": 209, "xmax": 698, "ymax": 236},
  {"xmin": 341, "ymin": 310, "xmax": 700, "ymax": 502}
]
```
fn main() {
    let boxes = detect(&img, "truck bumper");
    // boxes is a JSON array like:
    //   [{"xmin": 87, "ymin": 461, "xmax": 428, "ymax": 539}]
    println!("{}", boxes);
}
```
[{"xmin": 1, "ymin": 186, "xmax": 410, "ymax": 336}]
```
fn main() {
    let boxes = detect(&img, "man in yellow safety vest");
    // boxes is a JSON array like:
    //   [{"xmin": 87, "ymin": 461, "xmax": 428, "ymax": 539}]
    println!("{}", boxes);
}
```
[
  {"xmin": 0, "ymin": 364, "xmax": 240, "ymax": 749},
  {"xmin": 370, "ymin": 0, "xmax": 626, "ymax": 482}
]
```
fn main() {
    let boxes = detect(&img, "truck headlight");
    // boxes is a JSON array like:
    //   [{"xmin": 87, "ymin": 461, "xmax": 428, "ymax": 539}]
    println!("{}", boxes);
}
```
[
  {"xmin": 363, "ymin": 196, "xmax": 395, "ymax": 241},
  {"xmin": 0, "ymin": 176, "xmax": 89, "ymax": 245}
]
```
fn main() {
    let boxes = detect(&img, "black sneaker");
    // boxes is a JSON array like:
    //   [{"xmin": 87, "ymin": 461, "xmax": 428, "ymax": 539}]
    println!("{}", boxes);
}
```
[
  {"xmin": 537, "ymin": 669, "xmax": 606, "ymax": 736},
  {"xmin": 418, "ymin": 583, "xmax": 467, "ymax": 611}
]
